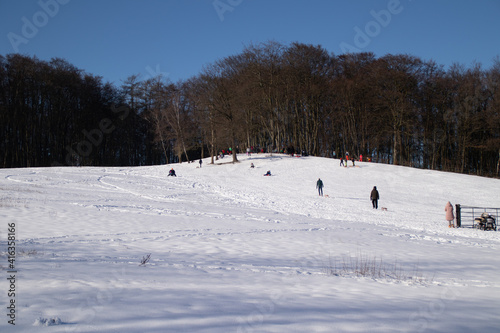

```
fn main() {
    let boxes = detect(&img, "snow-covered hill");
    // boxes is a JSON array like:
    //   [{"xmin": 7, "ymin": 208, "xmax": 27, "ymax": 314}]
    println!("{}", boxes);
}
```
[{"xmin": 1, "ymin": 154, "xmax": 499, "ymax": 332}]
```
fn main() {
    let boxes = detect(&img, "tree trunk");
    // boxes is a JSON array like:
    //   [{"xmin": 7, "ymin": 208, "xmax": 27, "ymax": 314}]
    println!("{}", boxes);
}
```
[
  {"xmin": 497, "ymin": 149, "xmax": 500, "ymax": 177},
  {"xmin": 393, "ymin": 127, "xmax": 399, "ymax": 165},
  {"xmin": 210, "ymin": 126, "xmax": 216, "ymax": 164},
  {"xmin": 182, "ymin": 140, "xmax": 190, "ymax": 163}
]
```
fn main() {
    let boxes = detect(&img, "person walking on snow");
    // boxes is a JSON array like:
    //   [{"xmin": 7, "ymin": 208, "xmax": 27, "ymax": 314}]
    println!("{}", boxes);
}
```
[
  {"xmin": 199, "ymin": 159, "xmax": 202, "ymax": 168},
  {"xmin": 370, "ymin": 186, "xmax": 379, "ymax": 209},
  {"xmin": 445, "ymin": 201, "xmax": 455, "ymax": 228},
  {"xmin": 316, "ymin": 178, "xmax": 324, "ymax": 196}
]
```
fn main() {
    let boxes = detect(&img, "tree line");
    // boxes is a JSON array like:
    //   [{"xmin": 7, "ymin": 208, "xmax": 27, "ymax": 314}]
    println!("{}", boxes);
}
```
[{"xmin": 1, "ymin": 41, "xmax": 499, "ymax": 177}]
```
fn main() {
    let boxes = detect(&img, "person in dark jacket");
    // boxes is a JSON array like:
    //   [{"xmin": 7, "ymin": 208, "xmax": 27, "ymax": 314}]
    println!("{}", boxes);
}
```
[
  {"xmin": 316, "ymin": 178, "xmax": 324, "ymax": 196},
  {"xmin": 370, "ymin": 186, "xmax": 379, "ymax": 209}
]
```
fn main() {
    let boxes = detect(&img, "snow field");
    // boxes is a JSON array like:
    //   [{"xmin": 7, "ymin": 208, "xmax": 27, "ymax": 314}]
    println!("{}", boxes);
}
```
[{"xmin": 0, "ymin": 154, "xmax": 499, "ymax": 332}]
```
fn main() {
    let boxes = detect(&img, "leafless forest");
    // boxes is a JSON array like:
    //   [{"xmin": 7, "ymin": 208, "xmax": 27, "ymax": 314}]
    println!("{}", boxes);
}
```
[{"xmin": 1, "ymin": 42, "xmax": 499, "ymax": 177}]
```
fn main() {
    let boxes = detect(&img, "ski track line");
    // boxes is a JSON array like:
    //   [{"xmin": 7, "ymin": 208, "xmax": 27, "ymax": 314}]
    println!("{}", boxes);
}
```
[
  {"xmin": 97, "ymin": 174, "xmax": 181, "ymax": 204},
  {"xmin": 21, "ymin": 226, "xmax": 335, "ymax": 247}
]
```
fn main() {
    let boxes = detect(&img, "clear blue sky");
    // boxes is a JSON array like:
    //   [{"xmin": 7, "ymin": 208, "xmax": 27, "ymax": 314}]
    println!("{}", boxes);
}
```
[{"xmin": 1, "ymin": 0, "xmax": 499, "ymax": 86}]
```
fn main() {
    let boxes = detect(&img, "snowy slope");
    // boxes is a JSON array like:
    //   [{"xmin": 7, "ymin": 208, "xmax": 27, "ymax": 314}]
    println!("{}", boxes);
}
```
[{"xmin": 0, "ymin": 154, "xmax": 499, "ymax": 333}]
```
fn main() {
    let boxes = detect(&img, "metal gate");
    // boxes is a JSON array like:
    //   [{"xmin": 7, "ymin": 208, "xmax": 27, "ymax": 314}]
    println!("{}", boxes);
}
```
[{"xmin": 455, "ymin": 204, "xmax": 499, "ymax": 229}]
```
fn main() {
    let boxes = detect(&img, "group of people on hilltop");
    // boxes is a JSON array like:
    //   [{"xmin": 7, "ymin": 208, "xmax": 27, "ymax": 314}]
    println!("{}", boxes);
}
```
[
  {"xmin": 339, "ymin": 152, "xmax": 358, "ymax": 167},
  {"xmin": 338, "ymin": 152, "xmax": 373, "ymax": 166},
  {"xmin": 219, "ymin": 148, "xmax": 235, "ymax": 159}
]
